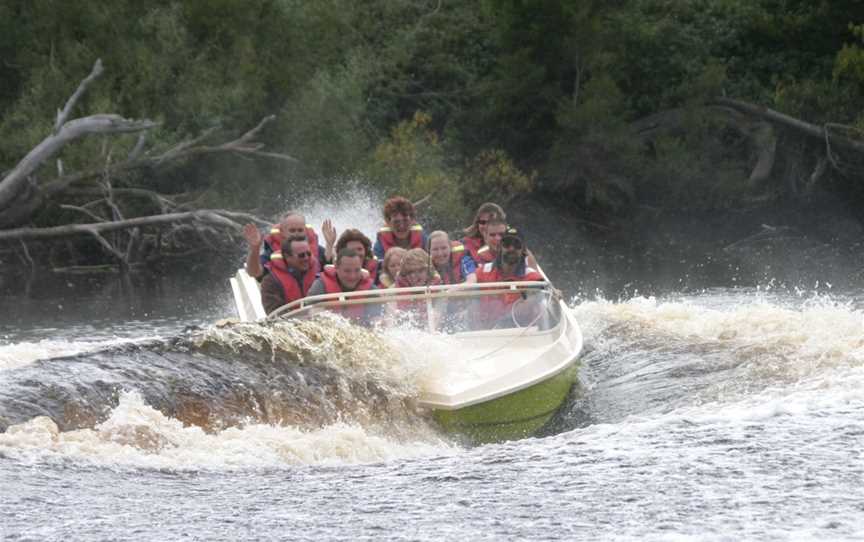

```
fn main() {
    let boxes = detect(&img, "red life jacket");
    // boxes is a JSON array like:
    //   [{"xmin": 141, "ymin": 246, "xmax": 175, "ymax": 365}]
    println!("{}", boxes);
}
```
[
  {"xmin": 264, "ymin": 224, "xmax": 320, "ymax": 268},
  {"xmin": 461, "ymin": 235, "xmax": 484, "ymax": 262},
  {"xmin": 364, "ymin": 257, "xmax": 379, "ymax": 279},
  {"xmin": 377, "ymin": 224, "xmax": 423, "ymax": 253},
  {"xmin": 474, "ymin": 261, "xmax": 544, "ymax": 327},
  {"xmin": 268, "ymin": 252, "xmax": 318, "ymax": 306},
  {"xmin": 319, "ymin": 265, "xmax": 374, "ymax": 320},
  {"xmin": 474, "ymin": 244, "xmax": 496, "ymax": 264},
  {"xmin": 437, "ymin": 241, "xmax": 466, "ymax": 285}
]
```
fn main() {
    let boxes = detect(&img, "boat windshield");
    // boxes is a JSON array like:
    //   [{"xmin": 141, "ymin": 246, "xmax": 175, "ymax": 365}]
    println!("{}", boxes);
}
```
[{"xmin": 269, "ymin": 282, "xmax": 562, "ymax": 334}]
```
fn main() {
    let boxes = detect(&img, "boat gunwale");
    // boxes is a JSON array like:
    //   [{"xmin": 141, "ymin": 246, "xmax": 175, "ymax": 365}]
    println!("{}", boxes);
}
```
[{"xmin": 268, "ymin": 280, "xmax": 555, "ymax": 320}]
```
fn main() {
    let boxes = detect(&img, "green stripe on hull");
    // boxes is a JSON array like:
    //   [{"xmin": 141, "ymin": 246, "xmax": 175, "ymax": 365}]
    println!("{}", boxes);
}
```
[{"xmin": 432, "ymin": 363, "xmax": 579, "ymax": 444}]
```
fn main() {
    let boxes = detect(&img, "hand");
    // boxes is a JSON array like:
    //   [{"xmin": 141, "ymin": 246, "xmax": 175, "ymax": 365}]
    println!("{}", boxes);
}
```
[
  {"xmin": 322, "ymin": 219, "xmax": 337, "ymax": 247},
  {"xmin": 243, "ymin": 223, "xmax": 262, "ymax": 247}
]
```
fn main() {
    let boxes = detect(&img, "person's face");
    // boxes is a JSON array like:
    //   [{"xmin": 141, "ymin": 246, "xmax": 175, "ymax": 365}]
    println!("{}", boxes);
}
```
[
  {"xmin": 288, "ymin": 240, "xmax": 311, "ymax": 271},
  {"xmin": 429, "ymin": 237, "xmax": 451, "ymax": 266},
  {"xmin": 388, "ymin": 212, "xmax": 412, "ymax": 236},
  {"xmin": 279, "ymin": 215, "xmax": 306, "ymax": 238},
  {"xmin": 501, "ymin": 237, "xmax": 522, "ymax": 266},
  {"xmin": 345, "ymin": 240, "xmax": 366, "ymax": 260},
  {"xmin": 477, "ymin": 212, "xmax": 492, "ymax": 237},
  {"xmin": 336, "ymin": 255, "xmax": 363, "ymax": 288},
  {"xmin": 484, "ymin": 223, "xmax": 506, "ymax": 250},
  {"xmin": 386, "ymin": 254, "xmax": 404, "ymax": 277},
  {"xmin": 401, "ymin": 266, "xmax": 427, "ymax": 287}
]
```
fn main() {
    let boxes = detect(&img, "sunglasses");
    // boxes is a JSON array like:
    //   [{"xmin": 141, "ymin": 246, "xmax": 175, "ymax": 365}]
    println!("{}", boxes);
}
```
[
  {"xmin": 477, "ymin": 219, "xmax": 488, "ymax": 225},
  {"xmin": 502, "ymin": 238, "xmax": 522, "ymax": 249},
  {"xmin": 294, "ymin": 251, "xmax": 312, "ymax": 258}
]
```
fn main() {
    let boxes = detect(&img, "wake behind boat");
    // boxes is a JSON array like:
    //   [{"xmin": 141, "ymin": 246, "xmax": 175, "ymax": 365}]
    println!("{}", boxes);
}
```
[{"xmin": 230, "ymin": 269, "xmax": 583, "ymax": 443}]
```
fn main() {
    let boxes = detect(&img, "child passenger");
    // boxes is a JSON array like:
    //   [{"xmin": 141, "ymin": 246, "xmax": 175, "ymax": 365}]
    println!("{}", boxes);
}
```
[{"xmin": 378, "ymin": 247, "xmax": 407, "ymax": 288}]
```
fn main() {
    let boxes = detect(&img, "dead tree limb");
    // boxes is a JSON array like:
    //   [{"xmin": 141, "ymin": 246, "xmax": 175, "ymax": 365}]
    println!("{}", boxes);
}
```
[
  {"xmin": 748, "ymin": 122, "xmax": 777, "ymax": 185},
  {"xmin": 64, "ymin": 187, "xmax": 176, "ymax": 213},
  {"xmin": 60, "ymin": 204, "xmax": 105, "ymax": 223},
  {"xmin": 211, "ymin": 210, "xmax": 272, "ymax": 227},
  {"xmin": 0, "ymin": 210, "xmax": 242, "ymax": 242},
  {"xmin": 55, "ymin": 59, "xmax": 104, "ymax": 132},
  {"xmin": 36, "ymin": 115, "xmax": 295, "ymax": 199},
  {"xmin": 86, "ymin": 229, "xmax": 127, "ymax": 264},
  {"xmin": 0, "ymin": 115, "xmax": 157, "ymax": 210},
  {"xmin": 711, "ymin": 97, "xmax": 864, "ymax": 155}
]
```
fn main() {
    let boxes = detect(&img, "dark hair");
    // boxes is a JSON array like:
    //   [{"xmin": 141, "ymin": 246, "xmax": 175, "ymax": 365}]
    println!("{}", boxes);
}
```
[
  {"xmin": 383, "ymin": 196, "xmax": 415, "ymax": 221},
  {"xmin": 283, "ymin": 235, "xmax": 308, "ymax": 256},
  {"xmin": 335, "ymin": 229, "xmax": 372, "ymax": 261},
  {"xmin": 336, "ymin": 247, "xmax": 363, "ymax": 266},
  {"xmin": 463, "ymin": 202, "xmax": 506, "ymax": 237}
]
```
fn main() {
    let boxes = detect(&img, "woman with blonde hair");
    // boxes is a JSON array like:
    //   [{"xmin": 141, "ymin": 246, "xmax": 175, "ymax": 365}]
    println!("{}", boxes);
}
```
[
  {"xmin": 427, "ymin": 230, "xmax": 477, "ymax": 285},
  {"xmin": 378, "ymin": 247, "xmax": 407, "ymax": 288},
  {"xmin": 461, "ymin": 202, "xmax": 506, "ymax": 262}
]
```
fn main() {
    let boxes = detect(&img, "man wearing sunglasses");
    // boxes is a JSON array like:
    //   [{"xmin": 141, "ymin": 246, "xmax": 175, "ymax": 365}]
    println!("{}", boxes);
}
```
[
  {"xmin": 474, "ymin": 227, "xmax": 545, "ymax": 328},
  {"xmin": 260, "ymin": 236, "xmax": 320, "ymax": 315},
  {"xmin": 476, "ymin": 228, "xmax": 543, "ymax": 283}
]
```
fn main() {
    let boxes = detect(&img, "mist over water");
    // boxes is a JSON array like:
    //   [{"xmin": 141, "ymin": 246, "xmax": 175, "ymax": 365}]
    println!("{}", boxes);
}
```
[{"xmin": 2, "ymin": 188, "xmax": 864, "ymax": 540}]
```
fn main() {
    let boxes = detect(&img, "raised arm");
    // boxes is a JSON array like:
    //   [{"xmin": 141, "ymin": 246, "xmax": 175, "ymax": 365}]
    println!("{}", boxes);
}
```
[
  {"xmin": 321, "ymin": 219, "xmax": 337, "ymax": 264},
  {"xmin": 243, "ymin": 223, "xmax": 264, "ymax": 278}
]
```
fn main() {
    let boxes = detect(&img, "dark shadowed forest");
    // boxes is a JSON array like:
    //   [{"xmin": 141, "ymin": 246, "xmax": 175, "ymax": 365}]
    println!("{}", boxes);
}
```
[{"xmin": 1, "ymin": 0, "xmax": 863, "ymax": 278}]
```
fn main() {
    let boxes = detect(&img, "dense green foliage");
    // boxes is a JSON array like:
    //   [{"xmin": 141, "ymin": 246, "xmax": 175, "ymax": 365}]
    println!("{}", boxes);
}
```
[{"xmin": 1, "ymin": 0, "xmax": 862, "ymax": 223}]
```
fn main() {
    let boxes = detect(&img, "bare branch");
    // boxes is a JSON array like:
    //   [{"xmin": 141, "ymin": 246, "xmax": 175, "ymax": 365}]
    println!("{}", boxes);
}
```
[
  {"xmin": 55, "ymin": 58, "xmax": 104, "ymax": 133},
  {"xmin": 19, "ymin": 240, "xmax": 34, "ymax": 270},
  {"xmin": 0, "ymin": 114, "xmax": 157, "ymax": 209},
  {"xmin": 36, "ymin": 115, "xmax": 295, "ymax": 199},
  {"xmin": 236, "ymin": 115, "xmax": 276, "ymax": 145},
  {"xmin": 242, "ymin": 150, "xmax": 298, "ymax": 162},
  {"xmin": 0, "ymin": 210, "xmax": 242, "ymax": 243},
  {"xmin": 65, "ymin": 187, "xmax": 175, "ymax": 213},
  {"xmin": 156, "ymin": 126, "xmax": 219, "ymax": 163},
  {"xmin": 60, "ymin": 204, "xmax": 106, "ymax": 222},
  {"xmin": 124, "ymin": 227, "xmax": 140, "ymax": 263},
  {"xmin": 86, "ymin": 229, "xmax": 126, "ymax": 263},
  {"xmin": 711, "ymin": 97, "xmax": 864, "ymax": 154},
  {"xmin": 412, "ymin": 192, "xmax": 434, "ymax": 208},
  {"xmin": 128, "ymin": 132, "xmax": 148, "ymax": 161},
  {"xmin": 211, "ymin": 210, "xmax": 272, "ymax": 227}
]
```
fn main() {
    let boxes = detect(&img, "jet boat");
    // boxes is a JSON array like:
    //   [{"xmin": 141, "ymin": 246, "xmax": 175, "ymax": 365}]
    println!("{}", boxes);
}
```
[{"xmin": 230, "ymin": 269, "xmax": 582, "ymax": 443}]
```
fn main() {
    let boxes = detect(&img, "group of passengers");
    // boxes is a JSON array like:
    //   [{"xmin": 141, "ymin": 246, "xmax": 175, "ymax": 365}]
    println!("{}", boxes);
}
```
[{"xmin": 242, "ymin": 196, "xmax": 543, "ymax": 317}]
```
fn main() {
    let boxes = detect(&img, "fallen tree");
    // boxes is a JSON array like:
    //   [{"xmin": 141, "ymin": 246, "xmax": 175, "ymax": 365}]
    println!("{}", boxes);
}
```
[
  {"xmin": 710, "ymin": 97, "xmax": 864, "ymax": 186},
  {"xmin": 0, "ymin": 59, "xmax": 292, "ymax": 273}
]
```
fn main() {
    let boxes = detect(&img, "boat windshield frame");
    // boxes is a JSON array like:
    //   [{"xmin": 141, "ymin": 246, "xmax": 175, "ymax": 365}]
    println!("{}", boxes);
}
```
[{"xmin": 268, "ymin": 280, "xmax": 553, "ymax": 322}]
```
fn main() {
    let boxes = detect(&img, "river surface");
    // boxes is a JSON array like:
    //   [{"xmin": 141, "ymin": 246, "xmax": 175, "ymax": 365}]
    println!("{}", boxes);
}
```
[{"xmin": 2, "ymin": 206, "xmax": 864, "ymax": 540}]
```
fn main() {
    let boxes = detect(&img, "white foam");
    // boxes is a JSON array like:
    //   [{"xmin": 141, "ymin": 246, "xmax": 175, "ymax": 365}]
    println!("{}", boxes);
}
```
[
  {"xmin": 0, "ymin": 391, "xmax": 455, "ymax": 470},
  {"xmin": 287, "ymin": 181, "xmax": 384, "ymax": 244},
  {"xmin": 574, "ymin": 295, "xmax": 864, "ymax": 383}
]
